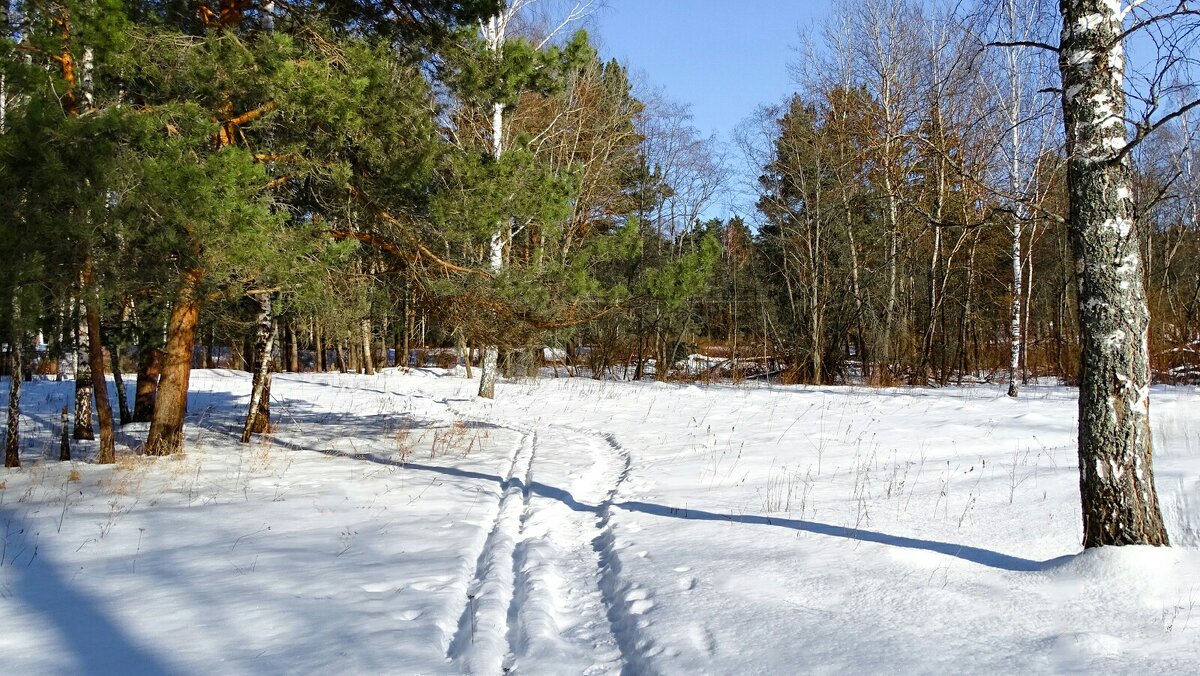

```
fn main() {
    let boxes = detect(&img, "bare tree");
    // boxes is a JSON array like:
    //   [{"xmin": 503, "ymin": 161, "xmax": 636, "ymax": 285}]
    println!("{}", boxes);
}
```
[{"xmin": 996, "ymin": 0, "xmax": 1061, "ymax": 396}]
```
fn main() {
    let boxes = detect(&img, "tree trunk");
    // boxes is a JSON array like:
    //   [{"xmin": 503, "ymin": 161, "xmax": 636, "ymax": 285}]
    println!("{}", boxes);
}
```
[
  {"xmin": 111, "ymin": 348, "xmax": 131, "ymax": 425},
  {"xmin": 5, "ymin": 340, "xmax": 20, "ymax": 468},
  {"xmin": 456, "ymin": 331, "xmax": 470, "ymax": 377},
  {"xmin": 133, "ymin": 346, "xmax": 161, "ymax": 423},
  {"xmin": 1005, "ymin": 0, "xmax": 1026, "ymax": 398},
  {"xmin": 477, "ymin": 12, "xmax": 508, "ymax": 399},
  {"xmin": 347, "ymin": 333, "xmax": 359, "ymax": 373},
  {"xmin": 242, "ymin": 336, "xmax": 254, "ymax": 372},
  {"xmin": 360, "ymin": 318, "xmax": 375, "ymax": 376},
  {"xmin": 336, "ymin": 342, "xmax": 348, "ymax": 373},
  {"xmin": 241, "ymin": 293, "xmax": 276, "ymax": 443},
  {"xmin": 959, "ymin": 232, "xmax": 980, "ymax": 383},
  {"xmin": 315, "ymin": 319, "xmax": 325, "ymax": 372},
  {"xmin": 479, "ymin": 346, "xmax": 499, "ymax": 398},
  {"xmin": 1022, "ymin": 227, "xmax": 1037, "ymax": 383},
  {"xmin": 402, "ymin": 292, "xmax": 412, "ymax": 368},
  {"xmin": 74, "ymin": 296, "xmax": 94, "ymax": 440},
  {"xmin": 85, "ymin": 284, "xmax": 115, "ymax": 464},
  {"xmin": 1008, "ymin": 215, "xmax": 1023, "ymax": 397},
  {"xmin": 146, "ymin": 272, "xmax": 202, "ymax": 456},
  {"xmin": 1059, "ymin": 0, "xmax": 1168, "ymax": 547},
  {"xmin": 108, "ymin": 298, "xmax": 132, "ymax": 426},
  {"xmin": 287, "ymin": 320, "xmax": 299, "ymax": 372},
  {"xmin": 59, "ymin": 406, "xmax": 70, "ymax": 462},
  {"xmin": 231, "ymin": 339, "xmax": 245, "ymax": 371}
]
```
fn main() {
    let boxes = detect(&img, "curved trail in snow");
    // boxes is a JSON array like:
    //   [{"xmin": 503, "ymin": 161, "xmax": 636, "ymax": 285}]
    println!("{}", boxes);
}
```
[
  {"xmin": 253, "ymin": 380, "xmax": 650, "ymax": 674},
  {"xmin": 440, "ymin": 400, "xmax": 646, "ymax": 675}
]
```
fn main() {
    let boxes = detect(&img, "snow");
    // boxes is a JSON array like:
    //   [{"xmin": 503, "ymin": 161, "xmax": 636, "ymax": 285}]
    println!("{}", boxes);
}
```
[{"xmin": 2, "ymin": 370, "xmax": 1200, "ymax": 674}]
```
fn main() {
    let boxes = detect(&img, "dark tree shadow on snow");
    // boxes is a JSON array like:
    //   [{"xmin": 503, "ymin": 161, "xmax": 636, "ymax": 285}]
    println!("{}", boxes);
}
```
[
  {"xmin": 250, "ymin": 426, "xmax": 1061, "ymax": 573},
  {"xmin": 121, "ymin": 381, "xmax": 1062, "ymax": 575},
  {"xmin": 0, "ymin": 508, "xmax": 173, "ymax": 675}
]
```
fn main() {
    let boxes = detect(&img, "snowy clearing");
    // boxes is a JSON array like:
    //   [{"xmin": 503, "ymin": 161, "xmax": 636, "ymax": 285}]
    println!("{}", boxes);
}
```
[{"xmin": 2, "ymin": 369, "xmax": 1199, "ymax": 674}]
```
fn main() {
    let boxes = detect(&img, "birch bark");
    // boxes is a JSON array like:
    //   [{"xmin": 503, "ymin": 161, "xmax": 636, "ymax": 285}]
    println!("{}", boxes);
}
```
[{"xmin": 1058, "ymin": 0, "xmax": 1168, "ymax": 546}]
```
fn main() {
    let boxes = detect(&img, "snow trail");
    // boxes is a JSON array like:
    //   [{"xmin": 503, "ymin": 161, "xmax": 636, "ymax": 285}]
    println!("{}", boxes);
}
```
[
  {"xmin": 439, "ymin": 396, "xmax": 639, "ymax": 675},
  {"xmin": 502, "ymin": 428, "xmax": 632, "ymax": 675},
  {"xmin": 446, "ymin": 432, "xmax": 536, "ymax": 672}
]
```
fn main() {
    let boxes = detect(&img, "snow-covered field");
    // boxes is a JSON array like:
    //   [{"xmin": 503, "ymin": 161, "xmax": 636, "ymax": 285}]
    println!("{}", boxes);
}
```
[{"xmin": 1, "ymin": 369, "xmax": 1199, "ymax": 674}]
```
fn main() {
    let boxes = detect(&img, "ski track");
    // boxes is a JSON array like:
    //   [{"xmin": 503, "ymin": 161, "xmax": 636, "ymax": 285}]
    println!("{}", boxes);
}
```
[
  {"xmin": 446, "ymin": 431, "xmax": 536, "ymax": 673},
  {"xmin": 439, "ymin": 399, "xmax": 643, "ymax": 675},
  {"xmin": 221, "ymin": 382, "xmax": 649, "ymax": 674}
]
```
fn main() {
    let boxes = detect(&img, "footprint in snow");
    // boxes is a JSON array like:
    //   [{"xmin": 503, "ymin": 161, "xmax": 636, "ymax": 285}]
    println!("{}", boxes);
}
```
[
  {"xmin": 360, "ymin": 582, "xmax": 404, "ymax": 594},
  {"xmin": 626, "ymin": 587, "xmax": 651, "ymax": 601},
  {"xmin": 689, "ymin": 624, "xmax": 716, "ymax": 655},
  {"xmin": 626, "ymin": 588, "xmax": 655, "ymax": 615}
]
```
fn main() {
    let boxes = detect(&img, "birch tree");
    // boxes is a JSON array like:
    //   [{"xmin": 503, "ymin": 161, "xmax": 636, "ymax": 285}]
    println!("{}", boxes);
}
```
[
  {"xmin": 1055, "ymin": 0, "xmax": 1200, "ymax": 546},
  {"xmin": 474, "ymin": 0, "xmax": 595, "ymax": 398},
  {"xmin": 992, "ymin": 0, "xmax": 1060, "ymax": 396},
  {"xmin": 476, "ymin": 6, "xmax": 511, "ymax": 399}
]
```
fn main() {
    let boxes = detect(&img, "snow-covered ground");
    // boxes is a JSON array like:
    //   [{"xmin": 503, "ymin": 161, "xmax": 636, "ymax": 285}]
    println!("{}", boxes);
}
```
[{"xmin": 1, "ymin": 369, "xmax": 1199, "ymax": 674}]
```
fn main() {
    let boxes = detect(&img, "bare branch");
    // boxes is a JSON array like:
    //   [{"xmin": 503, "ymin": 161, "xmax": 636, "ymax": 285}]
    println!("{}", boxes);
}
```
[
  {"xmin": 987, "ymin": 40, "xmax": 1059, "ymax": 52},
  {"xmin": 1115, "ymin": 97, "xmax": 1200, "ymax": 163}
]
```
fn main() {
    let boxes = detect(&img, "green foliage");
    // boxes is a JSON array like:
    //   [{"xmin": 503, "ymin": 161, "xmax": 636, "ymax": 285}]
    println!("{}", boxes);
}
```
[
  {"xmin": 446, "ymin": 28, "xmax": 595, "ymax": 108},
  {"xmin": 644, "ymin": 230, "xmax": 721, "ymax": 313}
]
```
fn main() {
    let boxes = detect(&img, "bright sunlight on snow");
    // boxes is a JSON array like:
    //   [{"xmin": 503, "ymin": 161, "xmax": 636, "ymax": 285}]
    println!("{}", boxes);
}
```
[{"xmin": 2, "ymin": 370, "xmax": 1199, "ymax": 674}]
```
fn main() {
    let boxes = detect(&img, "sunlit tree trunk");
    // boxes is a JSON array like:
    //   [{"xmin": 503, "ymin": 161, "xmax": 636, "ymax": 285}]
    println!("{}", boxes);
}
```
[
  {"xmin": 1058, "ymin": 0, "xmax": 1168, "ymax": 546},
  {"xmin": 83, "ymin": 260, "xmax": 115, "ymax": 463},
  {"xmin": 360, "ymin": 318, "xmax": 375, "ymax": 376},
  {"xmin": 315, "ymin": 320, "xmax": 326, "ymax": 372},
  {"xmin": 241, "ymin": 293, "xmax": 275, "ymax": 442},
  {"xmin": 74, "ymin": 295, "xmax": 94, "ymax": 440},
  {"xmin": 1004, "ymin": 0, "xmax": 1025, "ymax": 397},
  {"xmin": 146, "ymin": 272, "xmax": 202, "ymax": 456}
]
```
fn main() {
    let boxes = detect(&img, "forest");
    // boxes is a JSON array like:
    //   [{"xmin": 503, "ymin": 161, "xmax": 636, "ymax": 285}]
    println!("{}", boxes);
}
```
[
  {"xmin": 2, "ymin": 0, "xmax": 1199, "ymax": 546},
  {"xmin": 5, "ymin": 1, "xmax": 1200, "ymax": 672}
]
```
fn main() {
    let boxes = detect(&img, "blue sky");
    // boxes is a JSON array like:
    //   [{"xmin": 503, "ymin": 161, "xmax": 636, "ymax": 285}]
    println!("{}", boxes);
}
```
[
  {"xmin": 593, "ymin": 1, "xmax": 829, "ymax": 139},
  {"xmin": 591, "ymin": 1, "xmax": 833, "ymax": 217}
]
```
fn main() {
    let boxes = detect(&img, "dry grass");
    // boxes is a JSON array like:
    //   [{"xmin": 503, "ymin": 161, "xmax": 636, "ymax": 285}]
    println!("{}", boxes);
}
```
[
  {"xmin": 246, "ymin": 439, "xmax": 278, "ymax": 474},
  {"xmin": 106, "ymin": 455, "xmax": 156, "ymax": 497},
  {"xmin": 395, "ymin": 428, "xmax": 415, "ymax": 463}
]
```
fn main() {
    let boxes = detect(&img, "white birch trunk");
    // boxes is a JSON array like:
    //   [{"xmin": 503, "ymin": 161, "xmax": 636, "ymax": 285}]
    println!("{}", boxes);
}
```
[
  {"xmin": 74, "ymin": 294, "xmax": 94, "ymax": 440},
  {"xmin": 241, "ymin": 294, "xmax": 276, "ymax": 443},
  {"xmin": 1005, "ymin": 0, "xmax": 1025, "ymax": 398},
  {"xmin": 1059, "ymin": 0, "xmax": 1167, "ymax": 546},
  {"xmin": 478, "ymin": 11, "xmax": 509, "ymax": 399},
  {"xmin": 5, "ymin": 296, "xmax": 21, "ymax": 467}
]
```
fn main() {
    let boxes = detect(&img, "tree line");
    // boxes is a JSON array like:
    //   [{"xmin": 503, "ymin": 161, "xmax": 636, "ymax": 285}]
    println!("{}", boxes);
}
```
[{"xmin": 2, "ymin": 0, "xmax": 1198, "ymax": 547}]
